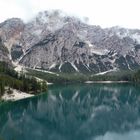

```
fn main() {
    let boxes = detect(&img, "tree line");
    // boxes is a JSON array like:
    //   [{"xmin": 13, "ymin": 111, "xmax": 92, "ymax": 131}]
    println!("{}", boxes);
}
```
[{"xmin": 27, "ymin": 68, "xmax": 140, "ymax": 84}]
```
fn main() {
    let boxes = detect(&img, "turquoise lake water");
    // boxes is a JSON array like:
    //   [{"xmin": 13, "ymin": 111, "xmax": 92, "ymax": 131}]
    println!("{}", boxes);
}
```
[{"xmin": 1, "ymin": 83, "xmax": 140, "ymax": 140}]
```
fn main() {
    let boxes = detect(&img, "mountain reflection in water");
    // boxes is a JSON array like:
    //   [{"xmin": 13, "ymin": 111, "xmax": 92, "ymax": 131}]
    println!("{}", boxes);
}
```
[{"xmin": 0, "ymin": 83, "xmax": 140, "ymax": 140}]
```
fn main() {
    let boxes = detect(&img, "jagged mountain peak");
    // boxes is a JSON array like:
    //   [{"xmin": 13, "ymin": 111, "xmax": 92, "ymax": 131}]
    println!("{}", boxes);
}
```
[
  {"xmin": 35, "ymin": 10, "xmax": 82, "ymax": 23},
  {"xmin": 29, "ymin": 10, "xmax": 84, "ymax": 33},
  {"xmin": 105, "ymin": 26, "xmax": 140, "ymax": 44},
  {"xmin": 0, "ymin": 18, "xmax": 24, "ymax": 27},
  {"xmin": 0, "ymin": 18, "xmax": 24, "ymax": 43},
  {"xmin": 1, "ymin": 11, "xmax": 140, "ymax": 73}
]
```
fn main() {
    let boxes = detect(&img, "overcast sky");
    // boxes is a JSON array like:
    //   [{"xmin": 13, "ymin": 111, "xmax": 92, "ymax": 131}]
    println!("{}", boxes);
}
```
[{"xmin": 0, "ymin": 0, "xmax": 140, "ymax": 29}]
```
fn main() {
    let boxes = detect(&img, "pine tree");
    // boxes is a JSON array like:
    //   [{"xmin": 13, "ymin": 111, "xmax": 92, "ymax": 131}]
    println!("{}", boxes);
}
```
[
  {"xmin": 41, "ymin": 81, "xmax": 47, "ymax": 92},
  {"xmin": 0, "ymin": 82, "xmax": 5, "ymax": 96}
]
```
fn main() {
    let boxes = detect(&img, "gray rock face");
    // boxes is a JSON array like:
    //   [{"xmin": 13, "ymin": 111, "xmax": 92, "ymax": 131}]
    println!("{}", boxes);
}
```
[
  {"xmin": 0, "ymin": 38, "xmax": 11, "ymax": 64},
  {"xmin": 1, "ymin": 10, "xmax": 140, "ymax": 73}
]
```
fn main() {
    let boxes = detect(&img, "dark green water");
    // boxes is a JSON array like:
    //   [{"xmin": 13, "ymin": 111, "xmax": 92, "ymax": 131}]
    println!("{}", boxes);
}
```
[{"xmin": 1, "ymin": 83, "xmax": 140, "ymax": 140}]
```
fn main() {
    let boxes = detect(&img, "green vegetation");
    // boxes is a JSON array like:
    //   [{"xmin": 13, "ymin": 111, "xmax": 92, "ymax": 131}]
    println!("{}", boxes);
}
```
[
  {"xmin": 27, "ymin": 68, "xmax": 140, "ymax": 84},
  {"xmin": 0, "ymin": 137, "xmax": 4, "ymax": 140},
  {"xmin": 133, "ymin": 70, "xmax": 140, "ymax": 82},
  {"xmin": 90, "ymin": 70, "xmax": 134, "ymax": 81},
  {"xmin": 0, "ymin": 62, "xmax": 47, "ymax": 98},
  {"xmin": 26, "ymin": 69, "xmax": 88, "ymax": 84}
]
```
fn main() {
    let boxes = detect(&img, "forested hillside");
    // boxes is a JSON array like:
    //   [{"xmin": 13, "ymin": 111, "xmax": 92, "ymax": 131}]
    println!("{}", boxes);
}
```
[
  {"xmin": 0, "ymin": 62, "xmax": 47, "ymax": 97},
  {"xmin": 27, "ymin": 68, "xmax": 140, "ymax": 84}
]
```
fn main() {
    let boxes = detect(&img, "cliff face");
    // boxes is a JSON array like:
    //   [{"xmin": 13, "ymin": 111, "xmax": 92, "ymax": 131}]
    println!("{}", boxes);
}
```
[
  {"xmin": 1, "ymin": 11, "xmax": 140, "ymax": 73},
  {"xmin": 0, "ymin": 38, "xmax": 11, "ymax": 64}
]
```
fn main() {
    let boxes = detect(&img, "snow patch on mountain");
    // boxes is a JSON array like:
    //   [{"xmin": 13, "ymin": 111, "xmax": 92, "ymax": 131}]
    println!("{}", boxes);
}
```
[
  {"xmin": 95, "ymin": 68, "xmax": 118, "ymax": 75},
  {"xmin": 49, "ymin": 63, "xmax": 57, "ymax": 70},
  {"xmin": 86, "ymin": 40, "xmax": 94, "ymax": 47},
  {"xmin": 70, "ymin": 62, "xmax": 79, "ymax": 72},
  {"xmin": 33, "ymin": 29, "xmax": 42, "ymax": 36},
  {"xmin": 59, "ymin": 63, "xmax": 63, "ymax": 72},
  {"xmin": 91, "ymin": 48, "xmax": 109, "ymax": 55},
  {"xmin": 131, "ymin": 33, "xmax": 140, "ymax": 44}
]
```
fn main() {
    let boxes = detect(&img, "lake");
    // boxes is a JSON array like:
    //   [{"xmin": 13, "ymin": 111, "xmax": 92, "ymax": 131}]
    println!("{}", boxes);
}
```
[{"xmin": 1, "ymin": 83, "xmax": 140, "ymax": 140}]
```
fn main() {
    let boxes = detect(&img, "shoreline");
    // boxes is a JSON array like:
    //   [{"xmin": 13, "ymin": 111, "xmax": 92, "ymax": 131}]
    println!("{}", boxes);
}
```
[
  {"xmin": 35, "ymin": 76, "xmax": 53, "ymax": 85},
  {"xmin": 85, "ymin": 81, "xmax": 130, "ymax": 84},
  {"xmin": 1, "ymin": 89, "xmax": 34, "ymax": 101},
  {"xmin": 1, "ymin": 81, "xmax": 130, "ymax": 102}
]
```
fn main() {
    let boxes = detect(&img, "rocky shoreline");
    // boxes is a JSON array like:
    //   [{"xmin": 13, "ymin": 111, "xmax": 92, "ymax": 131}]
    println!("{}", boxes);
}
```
[{"xmin": 1, "ymin": 89, "xmax": 34, "ymax": 101}]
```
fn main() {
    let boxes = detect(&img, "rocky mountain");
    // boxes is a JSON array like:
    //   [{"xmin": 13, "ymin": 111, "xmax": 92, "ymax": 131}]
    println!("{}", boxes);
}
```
[
  {"xmin": 1, "ymin": 10, "xmax": 140, "ymax": 74},
  {"xmin": 0, "ymin": 38, "xmax": 11, "ymax": 64}
]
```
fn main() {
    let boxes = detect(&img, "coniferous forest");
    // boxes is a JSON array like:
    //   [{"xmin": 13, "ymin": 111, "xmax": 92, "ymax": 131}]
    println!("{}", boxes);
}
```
[
  {"xmin": 0, "ymin": 62, "xmax": 47, "ymax": 97},
  {"xmin": 27, "ymin": 68, "xmax": 140, "ymax": 84}
]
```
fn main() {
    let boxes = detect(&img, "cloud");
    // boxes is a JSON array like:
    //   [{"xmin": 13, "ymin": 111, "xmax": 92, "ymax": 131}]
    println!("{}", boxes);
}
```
[{"xmin": 0, "ymin": 0, "xmax": 140, "ymax": 29}]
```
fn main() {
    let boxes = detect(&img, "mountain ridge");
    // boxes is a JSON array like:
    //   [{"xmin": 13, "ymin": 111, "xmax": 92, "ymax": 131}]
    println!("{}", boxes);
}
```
[{"xmin": 0, "ymin": 10, "xmax": 140, "ymax": 74}]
